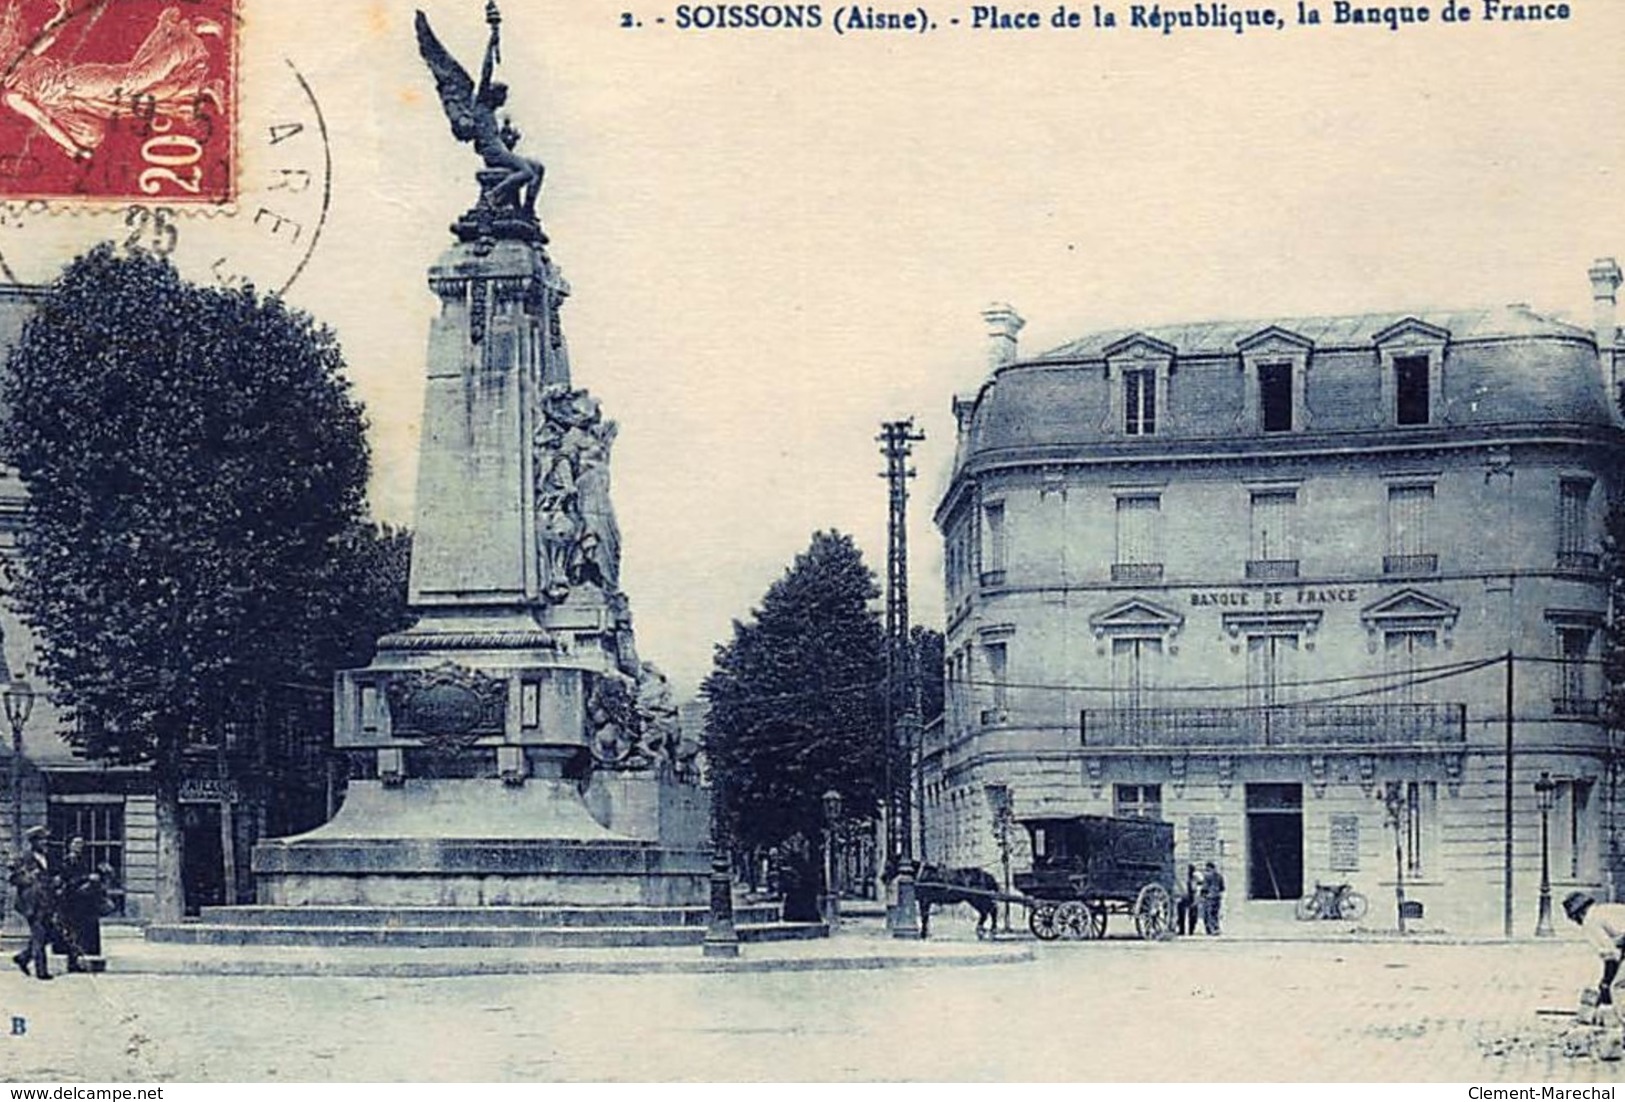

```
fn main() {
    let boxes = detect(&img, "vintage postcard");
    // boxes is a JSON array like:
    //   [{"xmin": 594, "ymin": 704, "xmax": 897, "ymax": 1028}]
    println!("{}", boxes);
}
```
[{"xmin": 1, "ymin": 0, "xmax": 1624, "ymax": 1086}]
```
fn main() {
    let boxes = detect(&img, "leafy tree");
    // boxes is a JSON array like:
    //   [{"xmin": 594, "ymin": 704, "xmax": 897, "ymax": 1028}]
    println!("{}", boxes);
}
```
[
  {"xmin": 910, "ymin": 624, "xmax": 944, "ymax": 724},
  {"xmin": 703, "ymin": 531, "xmax": 887, "ymax": 920},
  {"xmin": 0, "ymin": 246, "xmax": 372, "ymax": 919}
]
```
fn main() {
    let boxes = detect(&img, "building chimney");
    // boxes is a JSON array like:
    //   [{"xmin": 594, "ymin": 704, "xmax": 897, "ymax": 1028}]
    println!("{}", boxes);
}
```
[
  {"xmin": 983, "ymin": 303, "xmax": 1025, "ymax": 371},
  {"xmin": 1589, "ymin": 257, "xmax": 1621, "ymax": 412}
]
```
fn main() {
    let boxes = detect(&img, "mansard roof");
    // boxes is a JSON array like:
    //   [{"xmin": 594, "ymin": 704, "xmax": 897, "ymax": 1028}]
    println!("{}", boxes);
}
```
[{"xmin": 1035, "ymin": 305, "xmax": 1587, "ymax": 362}]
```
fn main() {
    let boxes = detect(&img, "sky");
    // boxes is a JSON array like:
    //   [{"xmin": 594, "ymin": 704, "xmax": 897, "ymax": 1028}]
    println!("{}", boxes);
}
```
[{"xmin": 5, "ymin": 0, "xmax": 1623, "ymax": 696}]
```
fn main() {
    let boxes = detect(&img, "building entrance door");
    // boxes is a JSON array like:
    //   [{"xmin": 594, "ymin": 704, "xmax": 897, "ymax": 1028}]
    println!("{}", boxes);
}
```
[
  {"xmin": 1246, "ymin": 783, "xmax": 1303, "ymax": 900},
  {"xmin": 181, "ymin": 804, "xmax": 225, "ymax": 916}
]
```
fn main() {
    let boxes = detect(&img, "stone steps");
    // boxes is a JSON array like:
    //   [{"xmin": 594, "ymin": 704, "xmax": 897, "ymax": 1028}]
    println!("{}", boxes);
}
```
[
  {"xmin": 190, "ymin": 904, "xmax": 782, "ymax": 928},
  {"xmin": 144, "ymin": 920, "xmax": 825, "ymax": 949}
]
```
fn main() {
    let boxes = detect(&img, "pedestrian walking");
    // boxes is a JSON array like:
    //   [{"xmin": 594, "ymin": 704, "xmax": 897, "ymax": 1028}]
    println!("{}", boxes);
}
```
[
  {"xmin": 57, "ymin": 836, "xmax": 105, "ymax": 971},
  {"xmin": 1564, "ymin": 890, "xmax": 1625, "ymax": 1008},
  {"xmin": 9, "ymin": 825, "xmax": 56, "ymax": 980},
  {"xmin": 1176, "ymin": 863, "xmax": 1199, "ymax": 936},
  {"xmin": 1199, "ymin": 860, "xmax": 1225, "ymax": 935}
]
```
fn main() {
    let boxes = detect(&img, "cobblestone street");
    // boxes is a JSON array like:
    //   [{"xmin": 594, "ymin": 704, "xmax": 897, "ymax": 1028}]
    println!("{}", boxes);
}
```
[{"xmin": 0, "ymin": 922, "xmax": 1615, "ymax": 1082}]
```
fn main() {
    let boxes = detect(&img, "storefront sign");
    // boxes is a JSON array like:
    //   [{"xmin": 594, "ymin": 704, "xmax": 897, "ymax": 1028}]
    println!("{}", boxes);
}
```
[
  {"xmin": 1187, "ymin": 814, "xmax": 1219, "ymax": 862},
  {"xmin": 1188, "ymin": 587, "xmax": 1360, "ymax": 608},
  {"xmin": 179, "ymin": 777, "xmax": 240, "ymax": 804},
  {"xmin": 1329, "ymin": 814, "xmax": 1360, "ymax": 872}
]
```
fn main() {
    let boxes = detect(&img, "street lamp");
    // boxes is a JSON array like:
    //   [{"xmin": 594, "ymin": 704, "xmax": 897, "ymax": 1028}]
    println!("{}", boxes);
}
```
[
  {"xmin": 701, "ymin": 777, "xmax": 739, "ymax": 959},
  {"xmin": 5, "ymin": 678, "xmax": 34, "ymax": 856},
  {"xmin": 821, "ymin": 789, "xmax": 843, "ymax": 928},
  {"xmin": 987, "ymin": 783, "xmax": 1014, "ymax": 934},
  {"xmin": 1535, "ymin": 770, "xmax": 1557, "ymax": 938},
  {"xmin": 1382, "ymin": 781, "xmax": 1408, "ymax": 935}
]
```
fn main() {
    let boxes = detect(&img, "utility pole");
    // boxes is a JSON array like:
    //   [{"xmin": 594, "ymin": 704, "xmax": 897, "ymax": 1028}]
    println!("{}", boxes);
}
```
[
  {"xmin": 1504, "ymin": 649, "xmax": 1514, "ymax": 939},
  {"xmin": 879, "ymin": 417, "xmax": 924, "ymax": 938}
]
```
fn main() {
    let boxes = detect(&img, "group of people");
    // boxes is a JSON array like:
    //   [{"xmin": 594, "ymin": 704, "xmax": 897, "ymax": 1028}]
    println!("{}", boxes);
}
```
[
  {"xmin": 1176, "ymin": 861, "xmax": 1226, "ymax": 936},
  {"xmin": 8, "ymin": 825, "xmax": 113, "ymax": 981}
]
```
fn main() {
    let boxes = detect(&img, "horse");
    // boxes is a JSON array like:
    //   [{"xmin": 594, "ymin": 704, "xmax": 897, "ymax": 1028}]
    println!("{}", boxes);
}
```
[{"xmin": 914, "ymin": 865, "xmax": 1001, "ymax": 940}]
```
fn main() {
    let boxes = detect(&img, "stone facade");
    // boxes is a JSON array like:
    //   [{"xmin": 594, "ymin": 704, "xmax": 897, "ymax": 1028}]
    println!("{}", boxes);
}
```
[{"xmin": 926, "ymin": 262, "xmax": 1625, "ymax": 934}]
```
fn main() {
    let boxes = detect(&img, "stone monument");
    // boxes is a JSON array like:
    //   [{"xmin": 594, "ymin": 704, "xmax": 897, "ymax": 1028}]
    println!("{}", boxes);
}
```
[{"xmin": 249, "ymin": 4, "xmax": 711, "ymax": 916}]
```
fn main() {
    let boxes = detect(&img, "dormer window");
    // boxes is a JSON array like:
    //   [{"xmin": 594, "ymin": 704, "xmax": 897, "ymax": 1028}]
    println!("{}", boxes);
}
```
[
  {"xmin": 1374, "ymin": 318, "xmax": 1449, "ymax": 428},
  {"xmin": 1103, "ymin": 335, "xmax": 1174, "ymax": 438},
  {"xmin": 1125, "ymin": 368, "xmax": 1156, "ymax": 435},
  {"xmin": 1237, "ymin": 327, "xmax": 1313, "ymax": 435},
  {"xmin": 1259, "ymin": 363, "xmax": 1293, "ymax": 432},
  {"xmin": 1395, "ymin": 356, "xmax": 1430, "ymax": 425}
]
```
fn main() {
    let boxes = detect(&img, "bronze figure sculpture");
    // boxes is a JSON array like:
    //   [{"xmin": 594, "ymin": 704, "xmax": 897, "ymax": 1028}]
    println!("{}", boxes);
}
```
[{"xmin": 416, "ymin": 2, "xmax": 544, "ymax": 227}]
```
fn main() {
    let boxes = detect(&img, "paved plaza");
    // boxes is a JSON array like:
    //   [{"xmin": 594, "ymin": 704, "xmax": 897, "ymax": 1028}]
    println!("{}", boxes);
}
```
[{"xmin": 0, "ymin": 914, "xmax": 1616, "ymax": 1083}]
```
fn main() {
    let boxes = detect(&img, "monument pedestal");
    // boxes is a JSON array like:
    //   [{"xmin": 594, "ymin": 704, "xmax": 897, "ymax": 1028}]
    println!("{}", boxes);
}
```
[{"xmin": 245, "ymin": 219, "xmax": 714, "ymax": 919}]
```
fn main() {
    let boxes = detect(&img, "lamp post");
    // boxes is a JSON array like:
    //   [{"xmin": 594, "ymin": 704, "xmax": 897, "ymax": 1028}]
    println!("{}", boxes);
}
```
[
  {"xmin": 821, "ymin": 789, "xmax": 843, "ymax": 929},
  {"xmin": 5, "ymin": 679, "xmax": 35, "ymax": 856},
  {"xmin": 1382, "ymin": 781, "xmax": 1408, "ymax": 935},
  {"xmin": 987, "ymin": 783, "xmax": 1014, "ymax": 934},
  {"xmin": 1535, "ymin": 770, "xmax": 1556, "ymax": 938},
  {"xmin": 701, "ymin": 777, "xmax": 739, "ymax": 959}
]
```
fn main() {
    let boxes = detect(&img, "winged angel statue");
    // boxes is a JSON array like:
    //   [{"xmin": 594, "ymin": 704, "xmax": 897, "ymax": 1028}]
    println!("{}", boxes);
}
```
[{"xmin": 415, "ymin": 3, "xmax": 544, "ymax": 222}]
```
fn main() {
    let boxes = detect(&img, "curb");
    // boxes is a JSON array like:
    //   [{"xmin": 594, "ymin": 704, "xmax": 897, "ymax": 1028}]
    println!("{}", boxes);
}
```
[{"xmin": 92, "ymin": 944, "xmax": 1036, "ymax": 977}]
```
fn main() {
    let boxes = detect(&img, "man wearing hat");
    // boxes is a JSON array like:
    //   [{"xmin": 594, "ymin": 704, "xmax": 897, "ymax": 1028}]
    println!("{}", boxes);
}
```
[
  {"xmin": 8, "ymin": 825, "xmax": 56, "ymax": 980},
  {"xmin": 1564, "ymin": 890, "xmax": 1625, "ymax": 1007}
]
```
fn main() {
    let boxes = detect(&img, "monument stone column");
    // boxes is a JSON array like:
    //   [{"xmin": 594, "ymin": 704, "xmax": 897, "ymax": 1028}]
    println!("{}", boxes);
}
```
[{"xmin": 251, "ymin": 4, "xmax": 708, "ymax": 911}]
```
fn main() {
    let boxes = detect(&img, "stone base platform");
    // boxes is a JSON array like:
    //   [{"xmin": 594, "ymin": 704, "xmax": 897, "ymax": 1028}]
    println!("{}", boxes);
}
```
[
  {"xmin": 144, "ymin": 904, "xmax": 826, "ymax": 949},
  {"xmin": 253, "ymin": 837, "xmax": 710, "ymax": 908},
  {"xmin": 251, "ymin": 779, "xmax": 710, "ymax": 909}
]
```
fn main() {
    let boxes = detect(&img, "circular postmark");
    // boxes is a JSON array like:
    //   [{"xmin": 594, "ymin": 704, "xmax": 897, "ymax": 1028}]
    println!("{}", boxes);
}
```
[{"xmin": 0, "ymin": 0, "xmax": 331, "ymax": 296}]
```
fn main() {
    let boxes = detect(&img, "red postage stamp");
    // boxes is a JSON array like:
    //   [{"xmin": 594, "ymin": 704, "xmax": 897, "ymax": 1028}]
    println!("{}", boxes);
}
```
[{"xmin": 0, "ymin": 0, "xmax": 236, "ymax": 204}]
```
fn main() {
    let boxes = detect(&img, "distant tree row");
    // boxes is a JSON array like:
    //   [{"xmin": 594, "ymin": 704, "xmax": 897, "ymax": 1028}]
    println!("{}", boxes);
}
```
[{"xmin": 703, "ymin": 530, "xmax": 942, "ymax": 920}]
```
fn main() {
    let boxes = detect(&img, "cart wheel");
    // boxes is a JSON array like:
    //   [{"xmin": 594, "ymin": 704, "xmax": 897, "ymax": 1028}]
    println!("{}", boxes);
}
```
[
  {"xmin": 1029, "ymin": 902, "xmax": 1062, "ymax": 941},
  {"xmin": 1134, "ymin": 883, "xmax": 1174, "ymax": 940},
  {"xmin": 1338, "ymin": 891, "xmax": 1369, "ymax": 921},
  {"xmin": 1056, "ymin": 900, "xmax": 1089, "ymax": 940},
  {"xmin": 1080, "ymin": 900, "xmax": 1107, "ymax": 940},
  {"xmin": 1294, "ymin": 894, "xmax": 1321, "ymax": 922}
]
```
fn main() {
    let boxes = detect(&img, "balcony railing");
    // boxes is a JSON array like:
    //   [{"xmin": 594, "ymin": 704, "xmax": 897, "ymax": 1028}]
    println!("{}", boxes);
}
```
[
  {"xmin": 1383, "ymin": 553, "xmax": 1438, "ymax": 576},
  {"xmin": 1245, "ymin": 559, "xmax": 1300, "ymax": 580},
  {"xmin": 1080, "ymin": 702, "xmax": 1467, "ymax": 750},
  {"xmin": 979, "ymin": 569, "xmax": 1007, "ymax": 589},
  {"xmin": 1111, "ymin": 562, "xmax": 1164, "ymax": 583},
  {"xmin": 1553, "ymin": 697, "xmax": 1602, "ymax": 717},
  {"xmin": 1557, "ymin": 551, "xmax": 1602, "ymax": 573}
]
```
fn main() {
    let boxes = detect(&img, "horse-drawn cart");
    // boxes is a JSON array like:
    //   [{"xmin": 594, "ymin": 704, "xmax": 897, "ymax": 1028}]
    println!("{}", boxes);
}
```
[{"xmin": 1012, "ymin": 814, "xmax": 1176, "ymax": 941}]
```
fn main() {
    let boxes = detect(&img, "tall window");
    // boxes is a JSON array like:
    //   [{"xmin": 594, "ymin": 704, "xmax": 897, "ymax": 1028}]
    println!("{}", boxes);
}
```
[
  {"xmin": 984, "ymin": 641, "xmax": 1008, "ymax": 720},
  {"xmin": 1559, "ymin": 479, "xmax": 1595, "ymax": 569},
  {"xmin": 1125, "ymin": 369, "xmax": 1156, "ymax": 436},
  {"xmin": 1559, "ymin": 779, "xmax": 1597, "ymax": 880},
  {"xmin": 982, "ymin": 501, "xmax": 1006, "ymax": 584},
  {"xmin": 1247, "ymin": 634, "xmax": 1299, "ymax": 708},
  {"xmin": 1111, "ymin": 637, "xmax": 1162, "ymax": 712},
  {"xmin": 1555, "ymin": 627, "xmax": 1594, "ymax": 714},
  {"xmin": 1400, "ymin": 781, "xmax": 1437, "ymax": 877},
  {"xmin": 1114, "ymin": 494, "xmax": 1162, "ymax": 581},
  {"xmin": 47, "ymin": 801, "xmax": 125, "ymax": 916},
  {"xmin": 1384, "ymin": 629, "xmax": 1438, "ymax": 705},
  {"xmin": 1395, "ymin": 355, "xmax": 1430, "ymax": 426},
  {"xmin": 1385, "ymin": 484, "xmax": 1435, "ymax": 574},
  {"xmin": 1114, "ymin": 783, "xmax": 1162, "ymax": 821},
  {"xmin": 1259, "ymin": 363, "xmax": 1293, "ymax": 432},
  {"xmin": 1249, "ymin": 489, "xmax": 1298, "ymax": 573}
]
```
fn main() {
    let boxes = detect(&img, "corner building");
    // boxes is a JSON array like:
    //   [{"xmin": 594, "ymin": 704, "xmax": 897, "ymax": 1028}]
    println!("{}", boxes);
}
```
[{"xmin": 926, "ymin": 261, "xmax": 1625, "ymax": 933}]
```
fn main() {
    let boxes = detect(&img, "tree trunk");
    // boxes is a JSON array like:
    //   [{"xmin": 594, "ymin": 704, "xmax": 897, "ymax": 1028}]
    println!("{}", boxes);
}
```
[{"xmin": 151, "ymin": 757, "xmax": 185, "ymax": 922}]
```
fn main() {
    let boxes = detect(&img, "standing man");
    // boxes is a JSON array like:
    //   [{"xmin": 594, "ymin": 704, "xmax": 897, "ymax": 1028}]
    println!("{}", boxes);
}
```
[
  {"xmin": 9, "ymin": 825, "xmax": 55, "ymax": 980},
  {"xmin": 1564, "ymin": 891, "xmax": 1625, "ymax": 1007},
  {"xmin": 1199, "ymin": 860, "xmax": 1226, "ymax": 936}
]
